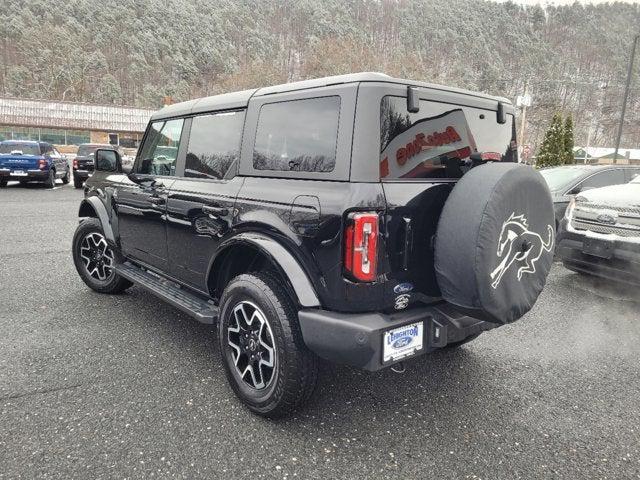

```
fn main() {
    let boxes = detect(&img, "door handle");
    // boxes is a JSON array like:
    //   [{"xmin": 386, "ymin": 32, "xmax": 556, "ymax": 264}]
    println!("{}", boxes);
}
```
[{"xmin": 202, "ymin": 205, "xmax": 229, "ymax": 216}]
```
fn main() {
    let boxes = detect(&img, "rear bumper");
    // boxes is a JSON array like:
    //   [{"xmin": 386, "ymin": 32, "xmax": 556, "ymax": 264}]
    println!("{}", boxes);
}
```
[
  {"xmin": 72, "ymin": 169, "xmax": 92, "ymax": 180},
  {"xmin": 0, "ymin": 168, "xmax": 48, "ymax": 181},
  {"xmin": 298, "ymin": 303, "xmax": 496, "ymax": 371},
  {"xmin": 557, "ymin": 223, "xmax": 640, "ymax": 285}
]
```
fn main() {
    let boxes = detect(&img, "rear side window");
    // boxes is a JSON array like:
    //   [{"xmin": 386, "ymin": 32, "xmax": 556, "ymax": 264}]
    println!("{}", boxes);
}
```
[
  {"xmin": 253, "ymin": 96, "xmax": 340, "ymax": 173},
  {"xmin": 380, "ymin": 96, "xmax": 517, "ymax": 180},
  {"xmin": 137, "ymin": 118, "xmax": 184, "ymax": 176},
  {"xmin": 185, "ymin": 110, "xmax": 245, "ymax": 180}
]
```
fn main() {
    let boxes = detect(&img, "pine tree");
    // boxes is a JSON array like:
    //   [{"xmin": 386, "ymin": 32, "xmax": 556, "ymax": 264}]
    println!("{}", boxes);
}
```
[
  {"xmin": 563, "ymin": 115, "xmax": 575, "ymax": 165},
  {"xmin": 536, "ymin": 113, "xmax": 565, "ymax": 168}
]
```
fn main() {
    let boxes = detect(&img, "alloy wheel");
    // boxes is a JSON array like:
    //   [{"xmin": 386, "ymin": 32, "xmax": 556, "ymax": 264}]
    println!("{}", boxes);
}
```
[
  {"xmin": 227, "ymin": 301, "xmax": 276, "ymax": 390},
  {"xmin": 79, "ymin": 232, "xmax": 115, "ymax": 281}
]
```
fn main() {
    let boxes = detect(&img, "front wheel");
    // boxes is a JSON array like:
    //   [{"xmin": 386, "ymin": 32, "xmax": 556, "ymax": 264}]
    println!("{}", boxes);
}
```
[
  {"xmin": 72, "ymin": 218, "xmax": 132, "ymax": 294},
  {"xmin": 61, "ymin": 168, "xmax": 70, "ymax": 184},
  {"xmin": 218, "ymin": 272, "xmax": 318, "ymax": 418}
]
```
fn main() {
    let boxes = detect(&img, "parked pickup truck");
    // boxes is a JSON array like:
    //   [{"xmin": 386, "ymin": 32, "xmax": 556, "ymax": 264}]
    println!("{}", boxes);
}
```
[
  {"xmin": 558, "ymin": 174, "xmax": 640, "ymax": 285},
  {"xmin": 72, "ymin": 72, "xmax": 555, "ymax": 417},
  {"xmin": 0, "ymin": 140, "xmax": 70, "ymax": 188}
]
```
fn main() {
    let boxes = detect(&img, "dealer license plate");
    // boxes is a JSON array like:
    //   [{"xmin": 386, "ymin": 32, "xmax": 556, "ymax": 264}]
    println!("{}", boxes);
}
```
[
  {"xmin": 582, "ymin": 237, "xmax": 613, "ymax": 259},
  {"xmin": 12, "ymin": 170, "xmax": 27, "ymax": 176},
  {"xmin": 383, "ymin": 321, "xmax": 424, "ymax": 363}
]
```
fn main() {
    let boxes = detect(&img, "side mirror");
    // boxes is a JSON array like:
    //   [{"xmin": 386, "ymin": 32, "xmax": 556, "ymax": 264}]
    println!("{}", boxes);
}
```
[{"xmin": 95, "ymin": 149, "xmax": 121, "ymax": 172}]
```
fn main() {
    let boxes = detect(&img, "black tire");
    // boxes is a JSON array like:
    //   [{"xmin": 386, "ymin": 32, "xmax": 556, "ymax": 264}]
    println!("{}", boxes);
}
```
[
  {"xmin": 74, "ymin": 177, "xmax": 84, "ymax": 189},
  {"xmin": 435, "ymin": 163, "xmax": 555, "ymax": 324},
  {"xmin": 61, "ymin": 168, "xmax": 70, "ymax": 184},
  {"xmin": 72, "ymin": 218, "xmax": 132, "ymax": 294},
  {"xmin": 19, "ymin": 179, "xmax": 28, "ymax": 186},
  {"xmin": 0, "ymin": 178, "xmax": 7, "ymax": 188},
  {"xmin": 218, "ymin": 272, "xmax": 318, "ymax": 418},
  {"xmin": 45, "ymin": 169, "xmax": 56, "ymax": 188}
]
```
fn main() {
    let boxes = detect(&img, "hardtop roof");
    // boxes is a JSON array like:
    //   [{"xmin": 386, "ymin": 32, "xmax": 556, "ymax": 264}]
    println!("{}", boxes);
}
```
[{"xmin": 151, "ymin": 72, "xmax": 512, "ymax": 120}]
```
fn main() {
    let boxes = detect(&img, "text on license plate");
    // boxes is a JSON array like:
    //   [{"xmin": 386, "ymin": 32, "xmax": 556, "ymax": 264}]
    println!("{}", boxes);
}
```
[
  {"xmin": 12, "ymin": 170, "xmax": 27, "ymax": 176},
  {"xmin": 383, "ymin": 321, "xmax": 424, "ymax": 363}
]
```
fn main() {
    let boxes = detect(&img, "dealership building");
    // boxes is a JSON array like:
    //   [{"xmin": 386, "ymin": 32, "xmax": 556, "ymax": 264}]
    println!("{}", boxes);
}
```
[{"xmin": 0, "ymin": 97, "xmax": 155, "ymax": 148}]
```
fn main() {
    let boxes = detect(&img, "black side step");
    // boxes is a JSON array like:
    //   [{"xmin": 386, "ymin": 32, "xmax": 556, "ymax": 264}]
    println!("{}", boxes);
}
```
[{"xmin": 115, "ymin": 262, "xmax": 218, "ymax": 324}]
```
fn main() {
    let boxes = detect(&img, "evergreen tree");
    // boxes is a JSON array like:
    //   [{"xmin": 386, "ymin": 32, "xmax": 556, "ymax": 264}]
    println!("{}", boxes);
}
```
[
  {"xmin": 536, "ymin": 113, "xmax": 565, "ymax": 168},
  {"xmin": 563, "ymin": 116, "xmax": 575, "ymax": 165}
]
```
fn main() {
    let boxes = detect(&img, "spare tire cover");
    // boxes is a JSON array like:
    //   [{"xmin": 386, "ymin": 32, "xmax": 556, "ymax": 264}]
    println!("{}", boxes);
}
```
[{"xmin": 435, "ymin": 163, "xmax": 554, "ymax": 324}]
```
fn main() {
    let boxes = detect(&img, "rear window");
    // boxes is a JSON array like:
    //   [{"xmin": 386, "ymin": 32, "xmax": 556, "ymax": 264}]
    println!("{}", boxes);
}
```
[
  {"xmin": 0, "ymin": 143, "xmax": 41, "ymax": 155},
  {"xmin": 380, "ymin": 96, "xmax": 517, "ymax": 180},
  {"xmin": 77, "ymin": 145, "xmax": 102, "ymax": 157},
  {"xmin": 253, "ymin": 96, "xmax": 340, "ymax": 173}
]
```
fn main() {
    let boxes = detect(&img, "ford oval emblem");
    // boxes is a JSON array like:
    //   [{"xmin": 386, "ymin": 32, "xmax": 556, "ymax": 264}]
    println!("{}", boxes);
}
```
[
  {"xmin": 394, "ymin": 282, "xmax": 414, "ymax": 294},
  {"xmin": 392, "ymin": 336, "xmax": 412, "ymax": 349},
  {"xmin": 596, "ymin": 213, "xmax": 617, "ymax": 225}
]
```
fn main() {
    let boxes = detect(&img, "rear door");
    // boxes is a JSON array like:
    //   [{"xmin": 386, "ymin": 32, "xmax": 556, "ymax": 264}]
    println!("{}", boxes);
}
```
[
  {"xmin": 165, "ymin": 109, "xmax": 246, "ymax": 292},
  {"xmin": 370, "ymin": 85, "xmax": 517, "ymax": 302},
  {"xmin": 115, "ymin": 118, "xmax": 184, "ymax": 271}
]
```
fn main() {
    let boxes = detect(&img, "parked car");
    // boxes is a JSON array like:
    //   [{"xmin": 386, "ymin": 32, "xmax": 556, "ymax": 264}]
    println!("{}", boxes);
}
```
[
  {"xmin": 557, "ymin": 175, "xmax": 640, "ymax": 285},
  {"xmin": 0, "ymin": 140, "xmax": 70, "ymax": 188},
  {"xmin": 73, "ymin": 143, "xmax": 125, "ymax": 188},
  {"xmin": 71, "ymin": 72, "xmax": 555, "ymax": 417},
  {"xmin": 539, "ymin": 165, "xmax": 640, "ymax": 230}
]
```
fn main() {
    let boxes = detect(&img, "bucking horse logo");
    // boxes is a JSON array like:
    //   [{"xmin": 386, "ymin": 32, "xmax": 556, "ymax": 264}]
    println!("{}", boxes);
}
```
[{"xmin": 489, "ymin": 213, "xmax": 554, "ymax": 290}]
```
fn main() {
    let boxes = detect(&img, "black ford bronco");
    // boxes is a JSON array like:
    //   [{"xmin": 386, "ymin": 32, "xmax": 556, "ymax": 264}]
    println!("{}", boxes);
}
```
[{"xmin": 72, "ymin": 73, "xmax": 555, "ymax": 417}]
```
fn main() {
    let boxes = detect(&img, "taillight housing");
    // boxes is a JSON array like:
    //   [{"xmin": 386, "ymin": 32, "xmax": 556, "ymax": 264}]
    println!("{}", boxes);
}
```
[
  {"xmin": 38, "ymin": 159, "xmax": 47, "ymax": 170},
  {"xmin": 343, "ymin": 212, "xmax": 379, "ymax": 282}
]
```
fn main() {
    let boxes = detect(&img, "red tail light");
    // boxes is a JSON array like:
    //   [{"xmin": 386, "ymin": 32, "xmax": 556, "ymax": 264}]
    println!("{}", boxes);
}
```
[
  {"xmin": 73, "ymin": 158, "xmax": 78, "ymax": 169},
  {"xmin": 343, "ymin": 212, "xmax": 379, "ymax": 282},
  {"xmin": 38, "ymin": 159, "xmax": 47, "ymax": 170}
]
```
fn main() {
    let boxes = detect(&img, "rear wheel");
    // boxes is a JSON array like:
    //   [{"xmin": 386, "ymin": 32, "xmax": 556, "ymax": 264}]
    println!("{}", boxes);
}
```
[
  {"xmin": 72, "ymin": 218, "xmax": 132, "ymax": 294},
  {"xmin": 74, "ymin": 177, "xmax": 84, "ymax": 189},
  {"xmin": 218, "ymin": 272, "xmax": 318, "ymax": 418},
  {"xmin": 0, "ymin": 178, "xmax": 7, "ymax": 188},
  {"xmin": 61, "ymin": 168, "xmax": 70, "ymax": 184},
  {"xmin": 45, "ymin": 169, "xmax": 56, "ymax": 188}
]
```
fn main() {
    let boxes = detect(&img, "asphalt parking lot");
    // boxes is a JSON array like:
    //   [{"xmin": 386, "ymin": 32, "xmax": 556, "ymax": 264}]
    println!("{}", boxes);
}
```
[{"xmin": 1, "ymin": 180, "xmax": 639, "ymax": 479}]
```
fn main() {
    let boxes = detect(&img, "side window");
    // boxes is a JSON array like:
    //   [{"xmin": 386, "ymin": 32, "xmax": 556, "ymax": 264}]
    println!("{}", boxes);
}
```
[
  {"xmin": 185, "ymin": 110, "xmax": 245, "ymax": 180},
  {"xmin": 626, "ymin": 169, "xmax": 640, "ymax": 182},
  {"xmin": 253, "ymin": 96, "xmax": 340, "ymax": 173},
  {"xmin": 137, "ymin": 118, "xmax": 184, "ymax": 176},
  {"xmin": 579, "ymin": 169, "xmax": 625, "ymax": 190}
]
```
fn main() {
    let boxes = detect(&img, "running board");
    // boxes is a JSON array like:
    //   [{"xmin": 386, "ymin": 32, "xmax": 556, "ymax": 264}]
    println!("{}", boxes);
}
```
[{"xmin": 115, "ymin": 262, "xmax": 218, "ymax": 324}]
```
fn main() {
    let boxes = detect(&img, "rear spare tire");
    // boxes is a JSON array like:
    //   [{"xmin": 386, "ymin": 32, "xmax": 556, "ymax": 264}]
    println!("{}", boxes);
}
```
[{"xmin": 435, "ymin": 163, "xmax": 554, "ymax": 324}]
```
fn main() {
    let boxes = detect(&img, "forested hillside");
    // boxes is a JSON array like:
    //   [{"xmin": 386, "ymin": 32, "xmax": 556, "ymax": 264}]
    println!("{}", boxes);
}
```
[{"xmin": 1, "ymin": 0, "xmax": 639, "ymax": 150}]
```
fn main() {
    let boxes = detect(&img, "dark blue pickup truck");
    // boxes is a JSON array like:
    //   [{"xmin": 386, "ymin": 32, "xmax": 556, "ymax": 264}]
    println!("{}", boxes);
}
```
[{"xmin": 0, "ymin": 140, "xmax": 70, "ymax": 188}]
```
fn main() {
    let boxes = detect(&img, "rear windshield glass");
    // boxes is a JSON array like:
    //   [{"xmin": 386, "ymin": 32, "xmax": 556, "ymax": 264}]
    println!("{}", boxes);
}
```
[
  {"xmin": 0, "ymin": 143, "xmax": 41, "ymax": 155},
  {"xmin": 380, "ymin": 96, "xmax": 516, "ymax": 180},
  {"xmin": 76, "ymin": 145, "xmax": 103, "ymax": 157}
]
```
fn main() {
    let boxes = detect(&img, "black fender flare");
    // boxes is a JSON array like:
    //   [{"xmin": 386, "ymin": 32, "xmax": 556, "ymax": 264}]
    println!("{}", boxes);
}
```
[
  {"xmin": 209, "ymin": 232, "xmax": 321, "ymax": 308},
  {"xmin": 78, "ymin": 197, "xmax": 115, "ymax": 243}
]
